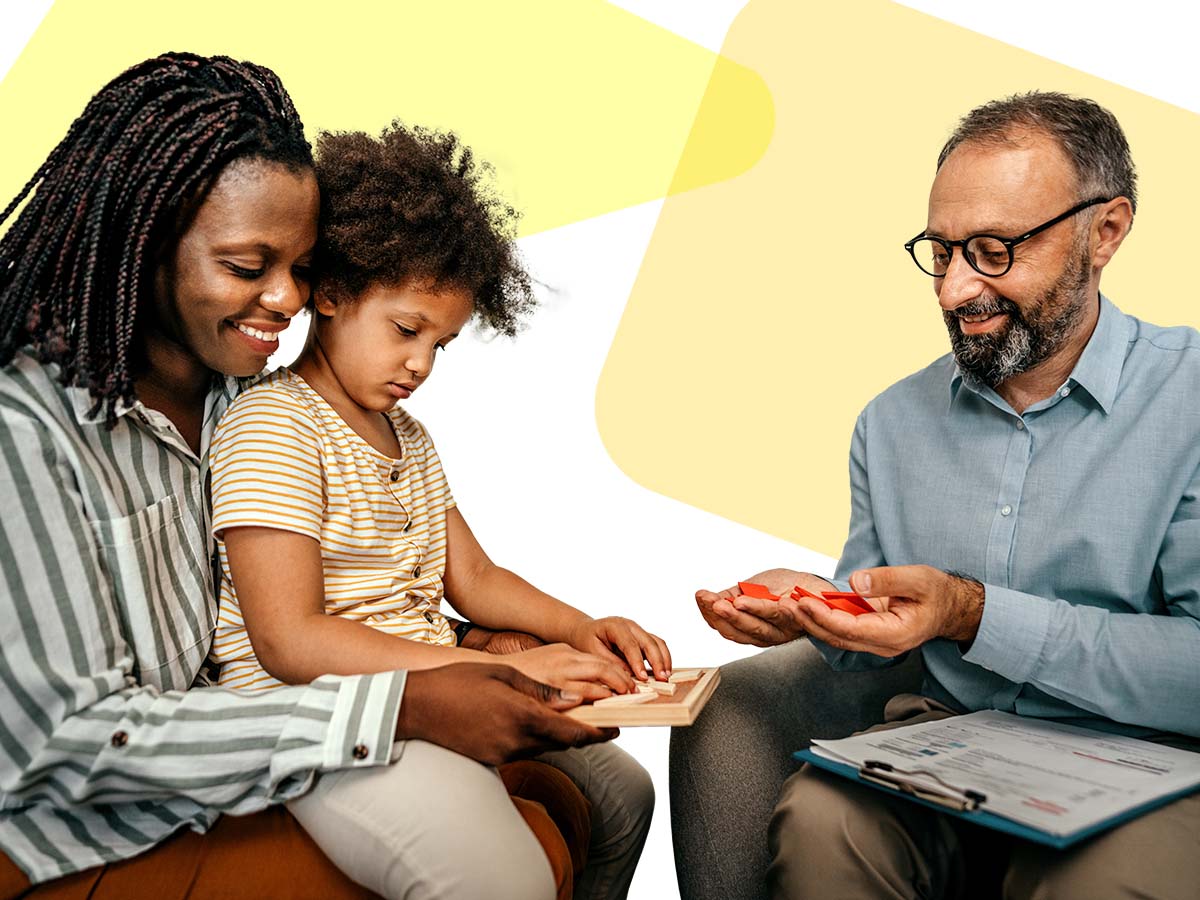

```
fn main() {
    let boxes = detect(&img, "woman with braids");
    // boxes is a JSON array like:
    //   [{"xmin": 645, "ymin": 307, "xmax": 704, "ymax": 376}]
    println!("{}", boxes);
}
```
[
  {"xmin": 0, "ymin": 52, "xmax": 611, "ymax": 900},
  {"xmin": 207, "ymin": 122, "xmax": 664, "ymax": 900}
]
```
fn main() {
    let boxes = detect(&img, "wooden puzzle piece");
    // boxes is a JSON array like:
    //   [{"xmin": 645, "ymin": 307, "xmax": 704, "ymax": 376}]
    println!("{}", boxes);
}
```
[{"xmin": 593, "ymin": 690, "xmax": 658, "ymax": 707}]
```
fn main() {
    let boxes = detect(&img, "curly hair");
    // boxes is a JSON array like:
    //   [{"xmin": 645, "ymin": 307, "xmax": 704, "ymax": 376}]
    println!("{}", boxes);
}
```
[
  {"xmin": 314, "ymin": 122, "xmax": 535, "ymax": 336},
  {"xmin": 0, "ymin": 52, "xmax": 312, "ymax": 426}
]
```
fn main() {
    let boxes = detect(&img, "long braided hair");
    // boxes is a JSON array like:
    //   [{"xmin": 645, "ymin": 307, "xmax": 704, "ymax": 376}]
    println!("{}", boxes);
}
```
[{"xmin": 0, "ymin": 52, "xmax": 312, "ymax": 426}]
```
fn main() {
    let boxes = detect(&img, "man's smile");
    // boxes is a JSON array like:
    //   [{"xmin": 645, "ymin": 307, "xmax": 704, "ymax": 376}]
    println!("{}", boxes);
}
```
[{"xmin": 956, "ymin": 311, "xmax": 1009, "ymax": 335}]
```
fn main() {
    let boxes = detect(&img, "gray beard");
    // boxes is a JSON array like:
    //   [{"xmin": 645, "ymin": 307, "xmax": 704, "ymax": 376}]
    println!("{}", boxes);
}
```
[{"xmin": 945, "ymin": 249, "xmax": 1091, "ymax": 388}]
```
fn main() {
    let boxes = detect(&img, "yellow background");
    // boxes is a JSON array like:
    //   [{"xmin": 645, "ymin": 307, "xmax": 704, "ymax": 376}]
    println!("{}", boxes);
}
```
[
  {"xmin": 596, "ymin": 0, "xmax": 1200, "ymax": 555},
  {"xmin": 0, "ymin": 0, "xmax": 770, "ymax": 236}
]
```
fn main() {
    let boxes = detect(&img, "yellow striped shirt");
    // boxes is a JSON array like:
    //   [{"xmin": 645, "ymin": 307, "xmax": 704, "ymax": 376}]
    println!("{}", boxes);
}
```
[{"xmin": 209, "ymin": 368, "xmax": 456, "ymax": 691}]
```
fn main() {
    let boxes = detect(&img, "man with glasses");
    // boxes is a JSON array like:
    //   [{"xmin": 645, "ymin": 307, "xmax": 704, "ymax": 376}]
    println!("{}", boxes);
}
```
[{"xmin": 674, "ymin": 92, "xmax": 1200, "ymax": 899}]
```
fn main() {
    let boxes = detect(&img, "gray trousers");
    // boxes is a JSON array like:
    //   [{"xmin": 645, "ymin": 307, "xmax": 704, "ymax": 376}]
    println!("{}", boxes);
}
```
[
  {"xmin": 669, "ymin": 640, "xmax": 1200, "ymax": 900},
  {"xmin": 290, "ymin": 739, "xmax": 653, "ymax": 900}
]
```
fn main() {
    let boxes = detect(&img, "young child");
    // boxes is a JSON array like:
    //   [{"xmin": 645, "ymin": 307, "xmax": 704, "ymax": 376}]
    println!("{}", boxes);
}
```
[{"xmin": 208, "ymin": 122, "xmax": 664, "ymax": 899}]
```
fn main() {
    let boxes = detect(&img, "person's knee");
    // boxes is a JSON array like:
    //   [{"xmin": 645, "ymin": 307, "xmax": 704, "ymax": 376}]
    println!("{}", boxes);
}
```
[
  {"xmin": 769, "ymin": 769, "xmax": 852, "ymax": 856},
  {"xmin": 624, "ymin": 756, "xmax": 656, "ymax": 831},
  {"xmin": 1005, "ymin": 847, "xmax": 1167, "ymax": 900},
  {"xmin": 386, "ymin": 826, "xmax": 555, "ymax": 900}
]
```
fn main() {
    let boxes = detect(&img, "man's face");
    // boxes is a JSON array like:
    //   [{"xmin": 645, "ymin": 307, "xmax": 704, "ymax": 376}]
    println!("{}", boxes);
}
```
[{"xmin": 925, "ymin": 131, "xmax": 1095, "ymax": 387}]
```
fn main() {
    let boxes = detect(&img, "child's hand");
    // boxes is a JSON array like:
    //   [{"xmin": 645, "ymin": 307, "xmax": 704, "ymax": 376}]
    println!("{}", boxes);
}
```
[
  {"xmin": 509, "ymin": 644, "xmax": 636, "ymax": 701},
  {"xmin": 566, "ymin": 617, "xmax": 672, "ymax": 682}
]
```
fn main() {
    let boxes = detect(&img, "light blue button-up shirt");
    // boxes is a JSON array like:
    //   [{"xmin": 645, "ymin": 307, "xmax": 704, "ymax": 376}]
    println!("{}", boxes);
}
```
[{"xmin": 820, "ymin": 295, "xmax": 1200, "ymax": 739}]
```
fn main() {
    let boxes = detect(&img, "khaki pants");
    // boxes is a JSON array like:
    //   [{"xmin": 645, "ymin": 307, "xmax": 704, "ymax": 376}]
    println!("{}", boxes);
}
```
[
  {"xmin": 768, "ymin": 694, "xmax": 1200, "ymax": 900},
  {"xmin": 0, "ymin": 759, "xmax": 581, "ymax": 900}
]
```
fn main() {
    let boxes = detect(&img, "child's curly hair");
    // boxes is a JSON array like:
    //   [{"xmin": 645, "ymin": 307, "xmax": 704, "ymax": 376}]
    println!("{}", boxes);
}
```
[{"xmin": 314, "ymin": 121, "xmax": 535, "ymax": 336}]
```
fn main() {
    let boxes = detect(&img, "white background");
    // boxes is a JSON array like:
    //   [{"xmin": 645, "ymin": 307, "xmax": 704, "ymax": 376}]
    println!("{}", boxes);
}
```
[{"xmin": 2, "ymin": 2, "xmax": 1196, "ymax": 897}]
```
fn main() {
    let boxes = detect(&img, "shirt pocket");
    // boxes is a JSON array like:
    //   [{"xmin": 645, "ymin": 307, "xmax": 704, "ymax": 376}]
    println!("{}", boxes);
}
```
[{"xmin": 90, "ymin": 493, "xmax": 215, "ymax": 689}]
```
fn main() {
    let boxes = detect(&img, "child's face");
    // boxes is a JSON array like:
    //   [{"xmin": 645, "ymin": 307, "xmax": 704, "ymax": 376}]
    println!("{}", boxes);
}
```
[{"xmin": 312, "ymin": 278, "xmax": 474, "ymax": 412}]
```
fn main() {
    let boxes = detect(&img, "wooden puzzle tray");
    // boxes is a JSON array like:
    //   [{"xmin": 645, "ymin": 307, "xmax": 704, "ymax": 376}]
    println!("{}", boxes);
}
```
[{"xmin": 566, "ymin": 667, "xmax": 721, "ymax": 727}]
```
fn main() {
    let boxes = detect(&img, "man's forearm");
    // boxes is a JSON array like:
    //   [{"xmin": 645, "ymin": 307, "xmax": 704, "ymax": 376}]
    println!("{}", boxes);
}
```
[{"xmin": 965, "ymin": 585, "xmax": 1200, "ymax": 737}]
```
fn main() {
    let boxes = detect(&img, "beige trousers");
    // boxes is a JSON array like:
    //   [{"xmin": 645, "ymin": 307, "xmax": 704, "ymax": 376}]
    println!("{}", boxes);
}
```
[
  {"xmin": 289, "ymin": 739, "xmax": 653, "ymax": 900},
  {"xmin": 768, "ymin": 695, "xmax": 1200, "ymax": 900}
]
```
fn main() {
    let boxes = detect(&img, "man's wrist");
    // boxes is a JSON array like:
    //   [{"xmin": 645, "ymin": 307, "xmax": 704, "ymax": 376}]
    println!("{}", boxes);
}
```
[{"xmin": 944, "ymin": 573, "xmax": 985, "ymax": 644}]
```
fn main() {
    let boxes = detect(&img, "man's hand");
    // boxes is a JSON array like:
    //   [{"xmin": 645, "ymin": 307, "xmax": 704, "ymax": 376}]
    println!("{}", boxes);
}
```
[
  {"xmin": 695, "ymin": 569, "xmax": 834, "ymax": 647},
  {"xmin": 396, "ymin": 663, "xmax": 618, "ymax": 766},
  {"xmin": 509, "ymin": 643, "xmax": 637, "ymax": 700},
  {"xmin": 788, "ymin": 565, "xmax": 984, "ymax": 657},
  {"xmin": 565, "ymin": 617, "xmax": 673, "ymax": 681}
]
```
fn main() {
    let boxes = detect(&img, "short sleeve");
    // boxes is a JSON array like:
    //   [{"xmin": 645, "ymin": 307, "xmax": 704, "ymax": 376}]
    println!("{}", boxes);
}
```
[{"xmin": 210, "ymin": 385, "xmax": 325, "ymax": 542}]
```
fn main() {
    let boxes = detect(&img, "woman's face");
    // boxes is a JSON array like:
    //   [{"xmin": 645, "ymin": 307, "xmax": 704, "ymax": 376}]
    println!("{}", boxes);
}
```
[{"xmin": 151, "ymin": 158, "xmax": 320, "ymax": 378}]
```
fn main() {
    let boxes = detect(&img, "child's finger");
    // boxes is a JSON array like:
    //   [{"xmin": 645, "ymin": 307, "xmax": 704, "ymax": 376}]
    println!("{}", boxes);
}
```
[
  {"xmin": 587, "ymin": 639, "xmax": 636, "ymax": 677},
  {"xmin": 609, "ymin": 630, "xmax": 651, "ymax": 680},
  {"xmin": 575, "ymin": 653, "xmax": 637, "ymax": 694},
  {"xmin": 630, "ymin": 626, "xmax": 668, "ymax": 680},
  {"xmin": 563, "ymin": 679, "xmax": 615, "ymax": 702},
  {"xmin": 651, "ymin": 633, "xmax": 672, "ymax": 676}
]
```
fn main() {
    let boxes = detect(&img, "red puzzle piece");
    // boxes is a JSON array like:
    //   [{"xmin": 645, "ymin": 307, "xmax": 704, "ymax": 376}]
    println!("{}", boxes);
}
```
[
  {"xmin": 821, "ymin": 595, "xmax": 872, "ymax": 615},
  {"xmin": 790, "ymin": 586, "xmax": 825, "ymax": 601},
  {"xmin": 738, "ymin": 581, "xmax": 780, "ymax": 601},
  {"xmin": 790, "ymin": 585, "xmax": 874, "ymax": 615},
  {"xmin": 820, "ymin": 591, "xmax": 874, "ymax": 614}
]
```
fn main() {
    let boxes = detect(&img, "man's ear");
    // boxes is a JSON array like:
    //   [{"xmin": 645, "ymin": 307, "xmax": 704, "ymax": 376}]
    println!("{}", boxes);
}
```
[
  {"xmin": 312, "ymin": 288, "xmax": 339, "ymax": 317},
  {"xmin": 1091, "ymin": 197, "xmax": 1134, "ymax": 271}
]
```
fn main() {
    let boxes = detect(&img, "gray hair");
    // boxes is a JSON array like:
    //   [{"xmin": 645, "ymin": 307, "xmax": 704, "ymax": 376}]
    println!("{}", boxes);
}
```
[{"xmin": 937, "ymin": 92, "xmax": 1137, "ymax": 215}]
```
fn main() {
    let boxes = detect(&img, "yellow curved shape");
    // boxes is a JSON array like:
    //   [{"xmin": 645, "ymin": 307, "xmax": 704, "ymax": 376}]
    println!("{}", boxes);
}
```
[
  {"xmin": 0, "ymin": 0, "xmax": 772, "ymax": 236},
  {"xmin": 596, "ymin": 0, "xmax": 1200, "ymax": 555}
]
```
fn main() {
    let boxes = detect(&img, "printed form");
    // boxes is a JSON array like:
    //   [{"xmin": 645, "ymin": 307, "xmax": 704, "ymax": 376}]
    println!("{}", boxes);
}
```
[{"xmin": 811, "ymin": 711, "xmax": 1200, "ymax": 836}]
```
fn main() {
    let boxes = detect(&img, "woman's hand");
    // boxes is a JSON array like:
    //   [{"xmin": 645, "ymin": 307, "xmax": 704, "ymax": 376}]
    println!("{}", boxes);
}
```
[
  {"xmin": 509, "ymin": 643, "xmax": 636, "ymax": 701},
  {"xmin": 565, "ymin": 617, "xmax": 672, "ymax": 682}
]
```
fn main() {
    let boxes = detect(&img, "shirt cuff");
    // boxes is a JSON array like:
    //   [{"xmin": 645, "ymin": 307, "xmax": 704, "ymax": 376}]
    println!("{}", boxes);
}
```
[
  {"xmin": 268, "ymin": 670, "xmax": 406, "ymax": 801},
  {"xmin": 962, "ymin": 584, "xmax": 1051, "ymax": 683}
]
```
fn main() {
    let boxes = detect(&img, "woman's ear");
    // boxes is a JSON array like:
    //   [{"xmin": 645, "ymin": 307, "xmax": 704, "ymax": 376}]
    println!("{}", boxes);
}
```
[{"xmin": 312, "ymin": 289, "xmax": 339, "ymax": 317}]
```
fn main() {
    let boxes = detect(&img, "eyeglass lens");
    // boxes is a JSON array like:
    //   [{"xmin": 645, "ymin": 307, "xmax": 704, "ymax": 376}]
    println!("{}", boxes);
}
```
[{"xmin": 909, "ymin": 236, "xmax": 1011, "ymax": 277}]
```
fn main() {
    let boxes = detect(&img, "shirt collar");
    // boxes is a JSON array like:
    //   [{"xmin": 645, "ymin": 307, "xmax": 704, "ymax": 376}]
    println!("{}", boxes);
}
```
[
  {"xmin": 947, "ymin": 293, "xmax": 1128, "ymax": 416},
  {"xmin": 68, "ymin": 374, "xmax": 241, "ymax": 426},
  {"xmin": 1065, "ymin": 294, "xmax": 1127, "ymax": 415}
]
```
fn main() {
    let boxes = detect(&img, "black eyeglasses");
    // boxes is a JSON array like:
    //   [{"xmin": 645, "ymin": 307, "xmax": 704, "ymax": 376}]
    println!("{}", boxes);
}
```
[{"xmin": 904, "ymin": 197, "xmax": 1110, "ymax": 278}]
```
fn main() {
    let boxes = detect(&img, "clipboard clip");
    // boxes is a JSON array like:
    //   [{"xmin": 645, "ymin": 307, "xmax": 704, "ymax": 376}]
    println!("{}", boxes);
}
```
[{"xmin": 860, "ymin": 760, "xmax": 988, "ymax": 812}]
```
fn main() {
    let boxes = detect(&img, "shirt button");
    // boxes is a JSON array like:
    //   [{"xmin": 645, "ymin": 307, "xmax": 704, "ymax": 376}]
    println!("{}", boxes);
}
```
[
  {"xmin": 352, "ymin": 743, "xmax": 369, "ymax": 760},
  {"xmin": 423, "ymin": 611, "xmax": 434, "ymax": 623},
  {"xmin": 413, "ymin": 565, "xmax": 422, "ymax": 578},
  {"xmin": 110, "ymin": 730, "xmax": 129, "ymax": 748},
  {"xmin": 404, "ymin": 520, "xmax": 413, "ymax": 532},
  {"xmin": 389, "ymin": 470, "xmax": 400, "ymax": 483},
  {"xmin": 1015, "ymin": 420, "xmax": 1025, "ymax": 430},
  {"xmin": 1059, "ymin": 387, "xmax": 1071, "ymax": 398},
  {"xmin": 1000, "ymin": 504, "xmax": 1012, "ymax": 517}
]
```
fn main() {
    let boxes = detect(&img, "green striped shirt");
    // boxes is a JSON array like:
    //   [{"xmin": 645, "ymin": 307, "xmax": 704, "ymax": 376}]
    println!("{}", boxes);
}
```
[{"xmin": 0, "ymin": 352, "xmax": 405, "ymax": 884}]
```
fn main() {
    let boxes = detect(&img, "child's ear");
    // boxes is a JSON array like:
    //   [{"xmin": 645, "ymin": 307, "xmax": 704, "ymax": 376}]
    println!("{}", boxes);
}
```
[{"xmin": 312, "ymin": 289, "xmax": 339, "ymax": 317}]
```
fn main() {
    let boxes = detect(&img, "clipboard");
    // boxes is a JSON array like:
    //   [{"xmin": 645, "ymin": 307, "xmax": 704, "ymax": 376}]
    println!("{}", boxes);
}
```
[{"xmin": 793, "ymin": 748, "xmax": 1200, "ymax": 849}]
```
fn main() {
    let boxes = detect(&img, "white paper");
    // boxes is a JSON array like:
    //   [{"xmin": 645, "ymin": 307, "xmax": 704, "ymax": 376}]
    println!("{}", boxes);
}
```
[{"xmin": 811, "ymin": 711, "xmax": 1200, "ymax": 836}]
